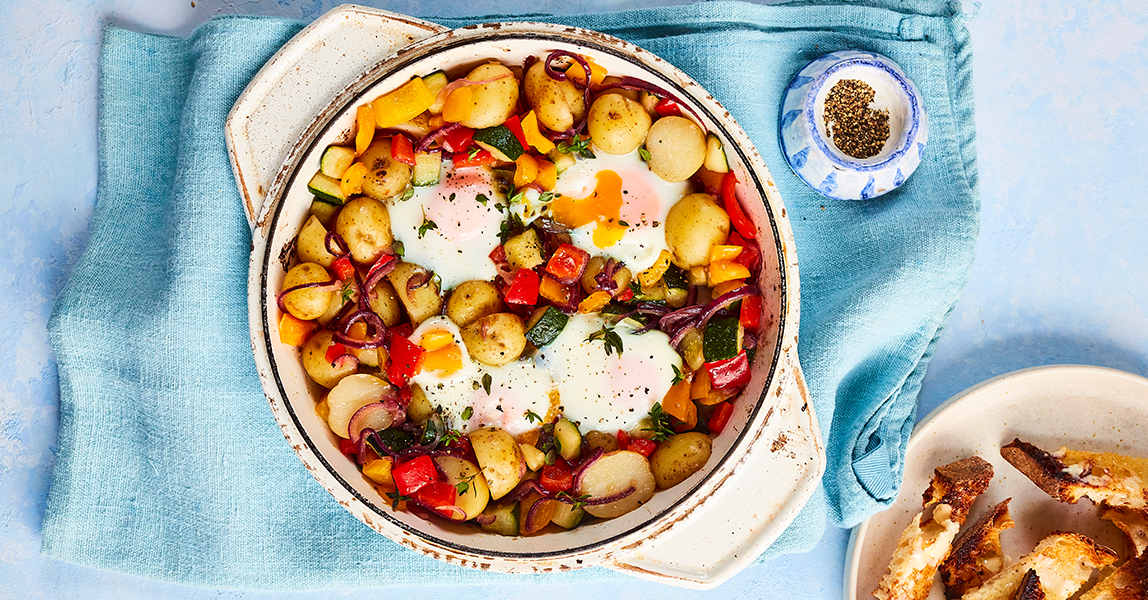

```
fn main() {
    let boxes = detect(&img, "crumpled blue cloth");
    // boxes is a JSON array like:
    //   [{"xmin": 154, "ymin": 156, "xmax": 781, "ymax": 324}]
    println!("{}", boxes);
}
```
[{"xmin": 44, "ymin": 0, "xmax": 978, "ymax": 589}]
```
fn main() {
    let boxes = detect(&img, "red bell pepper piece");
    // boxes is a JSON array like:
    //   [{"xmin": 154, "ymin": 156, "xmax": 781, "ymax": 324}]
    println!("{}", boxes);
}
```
[
  {"xmin": 441, "ymin": 126, "xmax": 474, "ymax": 154},
  {"xmin": 654, "ymin": 98, "xmax": 683, "ymax": 117},
  {"xmin": 703, "ymin": 350, "xmax": 751, "ymax": 390},
  {"xmin": 387, "ymin": 334, "xmax": 425, "ymax": 388},
  {"xmin": 628, "ymin": 438, "xmax": 657, "ymax": 457},
  {"xmin": 545, "ymin": 243, "xmax": 590, "ymax": 285},
  {"xmin": 728, "ymin": 231, "xmax": 761, "ymax": 273},
  {"xmin": 392, "ymin": 455, "xmax": 439, "ymax": 496},
  {"xmin": 502, "ymin": 114, "xmax": 530, "ymax": 152},
  {"xmin": 614, "ymin": 286, "xmax": 634, "ymax": 302},
  {"xmin": 331, "ymin": 256, "xmax": 356, "ymax": 281},
  {"xmin": 391, "ymin": 134, "xmax": 416, "ymax": 166},
  {"xmin": 324, "ymin": 342, "xmax": 347, "ymax": 364},
  {"xmin": 388, "ymin": 322, "xmax": 414, "ymax": 343},
  {"xmin": 412, "ymin": 480, "xmax": 458, "ymax": 518},
  {"xmin": 721, "ymin": 171, "xmax": 757, "ymax": 239},
  {"xmin": 504, "ymin": 268, "xmax": 540, "ymax": 305},
  {"xmin": 708, "ymin": 402, "xmax": 734, "ymax": 435},
  {"xmin": 616, "ymin": 429, "xmax": 630, "ymax": 451},
  {"xmin": 739, "ymin": 294, "xmax": 762, "ymax": 332},
  {"xmin": 451, "ymin": 148, "xmax": 498, "ymax": 168},
  {"xmin": 539, "ymin": 463, "xmax": 573, "ymax": 493},
  {"xmin": 339, "ymin": 438, "xmax": 358, "ymax": 456}
]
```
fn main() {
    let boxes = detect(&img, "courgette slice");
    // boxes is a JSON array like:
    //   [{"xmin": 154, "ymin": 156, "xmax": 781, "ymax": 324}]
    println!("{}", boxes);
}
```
[
  {"xmin": 423, "ymin": 70, "xmax": 450, "ymax": 114},
  {"xmin": 525, "ymin": 306, "xmax": 568, "ymax": 347},
  {"xmin": 703, "ymin": 316, "xmax": 743, "ymax": 362},
  {"xmin": 320, "ymin": 145, "xmax": 356, "ymax": 178},
  {"xmin": 479, "ymin": 502, "xmax": 520, "ymax": 536},
  {"xmin": 550, "ymin": 502, "xmax": 585, "ymax": 529},
  {"xmin": 663, "ymin": 264, "xmax": 689, "ymax": 291},
  {"xmin": 412, "ymin": 151, "xmax": 442, "ymax": 186},
  {"xmin": 309, "ymin": 198, "xmax": 341, "ymax": 228},
  {"xmin": 307, "ymin": 172, "xmax": 348, "ymax": 205},
  {"xmin": 704, "ymin": 133, "xmax": 730, "ymax": 173},
  {"xmin": 553, "ymin": 418, "xmax": 581, "ymax": 462},
  {"xmin": 474, "ymin": 124, "xmax": 525, "ymax": 161}
]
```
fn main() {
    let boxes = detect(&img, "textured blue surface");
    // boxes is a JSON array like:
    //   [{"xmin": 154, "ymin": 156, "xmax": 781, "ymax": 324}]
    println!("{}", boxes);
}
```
[{"xmin": 2, "ymin": 0, "xmax": 1147, "ymax": 598}]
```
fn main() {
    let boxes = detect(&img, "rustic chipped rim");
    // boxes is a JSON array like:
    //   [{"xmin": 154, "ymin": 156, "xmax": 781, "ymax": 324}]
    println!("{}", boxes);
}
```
[{"xmin": 240, "ymin": 7, "xmax": 823, "ymax": 589}]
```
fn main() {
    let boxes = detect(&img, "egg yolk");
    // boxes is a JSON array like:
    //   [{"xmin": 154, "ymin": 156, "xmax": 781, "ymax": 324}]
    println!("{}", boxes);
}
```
[{"xmin": 550, "ymin": 170, "xmax": 627, "ymax": 248}]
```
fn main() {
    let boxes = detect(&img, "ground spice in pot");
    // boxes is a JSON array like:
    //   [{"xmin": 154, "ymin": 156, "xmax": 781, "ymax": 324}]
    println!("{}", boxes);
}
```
[{"xmin": 823, "ymin": 79, "xmax": 889, "ymax": 159}]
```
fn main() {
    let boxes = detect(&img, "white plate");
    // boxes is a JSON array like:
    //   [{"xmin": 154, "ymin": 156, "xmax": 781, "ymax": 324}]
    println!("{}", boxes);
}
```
[{"xmin": 845, "ymin": 365, "xmax": 1148, "ymax": 600}]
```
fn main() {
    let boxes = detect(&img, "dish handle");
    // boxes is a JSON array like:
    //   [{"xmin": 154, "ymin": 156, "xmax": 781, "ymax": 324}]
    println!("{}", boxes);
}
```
[
  {"xmin": 604, "ymin": 357, "xmax": 825, "ymax": 589},
  {"xmin": 225, "ymin": 5, "xmax": 446, "ymax": 230}
]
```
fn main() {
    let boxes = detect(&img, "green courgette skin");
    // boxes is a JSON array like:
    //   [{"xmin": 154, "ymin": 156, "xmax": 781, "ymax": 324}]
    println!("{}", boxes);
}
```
[
  {"xmin": 525, "ymin": 306, "xmax": 569, "ymax": 347},
  {"xmin": 703, "ymin": 316, "xmax": 741, "ymax": 362},
  {"xmin": 473, "ymin": 124, "xmax": 525, "ymax": 161}
]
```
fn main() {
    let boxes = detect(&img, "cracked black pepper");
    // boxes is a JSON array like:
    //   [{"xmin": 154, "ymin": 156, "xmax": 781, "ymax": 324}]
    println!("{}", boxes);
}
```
[{"xmin": 823, "ymin": 79, "xmax": 890, "ymax": 159}]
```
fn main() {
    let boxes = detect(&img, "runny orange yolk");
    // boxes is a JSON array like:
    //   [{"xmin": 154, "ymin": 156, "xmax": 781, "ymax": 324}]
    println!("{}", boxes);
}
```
[{"xmin": 549, "ymin": 170, "xmax": 627, "ymax": 248}]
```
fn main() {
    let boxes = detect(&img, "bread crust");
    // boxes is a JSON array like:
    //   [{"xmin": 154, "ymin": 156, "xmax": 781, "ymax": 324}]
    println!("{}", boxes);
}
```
[
  {"xmin": 961, "ymin": 532, "xmax": 1118, "ymax": 600},
  {"xmin": 874, "ymin": 456, "xmax": 994, "ymax": 600},
  {"xmin": 1000, "ymin": 439, "xmax": 1148, "ymax": 509},
  {"xmin": 942, "ymin": 499, "xmax": 1015, "ymax": 598},
  {"xmin": 1079, "ymin": 553, "xmax": 1148, "ymax": 600},
  {"xmin": 1102, "ymin": 506, "xmax": 1148, "ymax": 557},
  {"xmin": 1010, "ymin": 570, "xmax": 1047, "ymax": 600}
]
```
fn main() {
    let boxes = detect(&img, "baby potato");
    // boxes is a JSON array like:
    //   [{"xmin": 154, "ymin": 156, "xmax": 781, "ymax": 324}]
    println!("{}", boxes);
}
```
[
  {"xmin": 367, "ymin": 278, "xmax": 404, "ymax": 327},
  {"xmin": 583, "ymin": 430, "xmax": 620, "ymax": 454},
  {"xmin": 469, "ymin": 427, "xmax": 527, "ymax": 500},
  {"xmin": 648, "ymin": 432, "xmax": 713, "ymax": 489},
  {"xmin": 664, "ymin": 193, "xmax": 730, "ymax": 268},
  {"xmin": 446, "ymin": 280, "xmax": 503, "ymax": 328},
  {"xmin": 386, "ymin": 261, "xmax": 443, "ymax": 326},
  {"xmin": 301, "ymin": 330, "xmax": 357, "ymax": 388},
  {"xmin": 587, "ymin": 94, "xmax": 652, "ymax": 155},
  {"xmin": 407, "ymin": 384, "xmax": 435, "ymax": 423},
  {"xmin": 594, "ymin": 76, "xmax": 640, "ymax": 103},
  {"xmin": 295, "ymin": 215, "xmax": 336, "ymax": 268},
  {"xmin": 645, "ymin": 116, "xmax": 707, "ymax": 183},
  {"xmin": 358, "ymin": 138, "xmax": 412, "ymax": 201},
  {"xmin": 524, "ymin": 61, "xmax": 585, "ymax": 132},
  {"xmin": 460, "ymin": 312, "xmax": 527, "ymax": 367},
  {"xmin": 460, "ymin": 63, "xmax": 519, "ymax": 129},
  {"xmin": 435, "ymin": 456, "xmax": 490, "ymax": 521},
  {"xmin": 282, "ymin": 262, "xmax": 334, "ymax": 321},
  {"xmin": 575, "ymin": 450, "xmax": 656, "ymax": 518},
  {"xmin": 335, "ymin": 196, "xmax": 393, "ymax": 264}
]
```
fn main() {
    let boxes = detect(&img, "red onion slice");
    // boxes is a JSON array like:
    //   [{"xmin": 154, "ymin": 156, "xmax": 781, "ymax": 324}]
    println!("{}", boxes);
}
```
[
  {"xmin": 334, "ymin": 310, "xmax": 387, "ymax": 349},
  {"xmin": 571, "ymin": 447, "xmax": 604, "ymax": 491},
  {"xmin": 325, "ymin": 232, "xmax": 350, "ymax": 257},
  {"xmin": 697, "ymin": 285, "xmax": 758, "ymax": 331},
  {"xmin": 348, "ymin": 402, "xmax": 400, "ymax": 445},
  {"xmin": 593, "ymin": 76, "xmax": 706, "ymax": 125},
  {"xmin": 582, "ymin": 486, "xmax": 636, "ymax": 506},
  {"xmin": 275, "ymin": 279, "xmax": 340, "ymax": 312},
  {"xmin": 414, "ymin": 122, "xmax": 462, "ymax": 154}
]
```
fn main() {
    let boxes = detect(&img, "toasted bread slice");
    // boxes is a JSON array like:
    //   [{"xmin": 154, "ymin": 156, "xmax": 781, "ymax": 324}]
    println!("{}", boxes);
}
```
[
  {"xmin": 1010, "ymin": 570, "xmax": 1046, "ymax": 600},
  {"xmin": 942, "ymin": 499, "xmax": 1016, "ymax": 598},
  {"xmin": 1102, "ymin": 506, "xmax": 1148, "ymax": 557},
  {"xmin": 1001, "ymin": 439, "xmax": 1148, "ymax": 510},
  {"xmin": 961, "ymin": 532, "xmax": 1118, "ymax": 600},
  {"xmin": 1079, "ymin": 553, "xmax": 1148, "ymax": 600},
  {"xmin": 874, "ymin": 456, "xmax": 994, "ymax": 600}
]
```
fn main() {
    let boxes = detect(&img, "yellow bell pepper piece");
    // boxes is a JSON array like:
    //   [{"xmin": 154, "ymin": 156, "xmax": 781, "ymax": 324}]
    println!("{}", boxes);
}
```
[
  {"xmin": 711, "ymin": 278, "xmax": 748, "ymax": 299},
  {"xmin": 708, "ymin": 244, "xmax": 743, "ymax": 264},
  {"xmin": 566, "ymin": 56, "xmax": 607, "ymax": 87},
  {"xmin": 441, "ymin": 86, "xmax": 473, "ymax": 123},
  {"xmin": 577, "ymin": 290, "xmax": 613, "ymax": 314},
  {"xmin": 354, "ymin": 105, "xmax": 375, "ymax": 156},
  {"xmin": 340, "ymin": 162, "xmax": 369, "ymax": 197},
  {"xmin": 362, "ymin": 456, "xmax": 395, "ymax": 486},
  {"xmin": 370, "ymin": 77, "xmax": 435, "ymax": 129},
  {"xmin": 278, "ymin": 312, "xmax": 316, "ymax": 347},
  {"xmin": 637, "ymin": 249, "xmax": 673, "ymax": 288},
  {"xmin": 314, "ymin": 398, "xmax": 331, "ymax": 422},
  {"xmin": 521, "ymin": 111, "xmax": 556, "ymax": 153},
  {"xmin": 708, "ymin": 261, "xmax": 751, "ymax": 286},
  {"xmin": 535, "ymin": 159, "xmax": 558, "ymax": 191},
  {"xmin": 423, "ymin": 344, "xmax": 463, "ymax": 373},
  {"xmin": 539, "ymin": 275, "xmax": 571, "ymax": 305},
  {"xmin": 662, "ymin": 378, "xmax": 697, "ymax": 428},
  {"xmin": 419, "ymin": 329, "xmax": 455, "ymax": 352},
  {"xmin": 345, "ymin": 321, "xmax": 379, "ymax": 366},
  {"xmin": 690, "ymin": 368, "xmax": 711, "ymax": 400},
  {"xmin": 514, "ymin": 154, "xmax": 539, "ymax": 187}
]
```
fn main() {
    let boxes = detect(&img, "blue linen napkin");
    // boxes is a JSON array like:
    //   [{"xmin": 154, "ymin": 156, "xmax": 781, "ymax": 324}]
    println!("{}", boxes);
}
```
[{"xmin": 44, "ymin": 0, "xmax": 978, "ymax": 589}]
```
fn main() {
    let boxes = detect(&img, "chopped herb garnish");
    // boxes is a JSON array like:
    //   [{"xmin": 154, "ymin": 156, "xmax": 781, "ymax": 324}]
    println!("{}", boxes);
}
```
[
  {"xmin": 418, "ymin": 217, "xmax": 438, "ymax": 239},
  {"xmin": 476, "ymin": 193, "xmax": 489, "ymax": 207},
  {"xmin": 556, "ymin": 491, "xmax": 592, "ymax": 510},
  {"xmin": 468, "ymin": 146, "xmax": 481, "ymax": 160},
  {"xmin": 638, "ymin": 147, "xmax": 651, "ymax": 162},
  {"xmin": 556, "ymin": 135, "xmax": 595, "ymax": 159},
  {"xmin": 482, "ymin": 373, "xmax": 493, "ymax": 394},
  {"xmin": 398, "ymin": 186, "xmax": 415, "ymax": 202},
  {"xmin": 461, "ymin": 406, "xmax": 473, "ymax": 420},
  {"xmin": 393, "ymin": 240, "xmax": 405, "ymax": 257},
  {"xmin": 441, "ymin": 428, "xmax": 463, "ymax": 445},
  {"xmin": 536, "ymin": 190, "xmax": 556, "ymax": 204},
  {"xmin": 586, "ymin": 324, "xmax": 624, "ymax": 357},
  {"xmin": 618, "ymin": 220, "xmax": 629, "ymax": 227},
  {"xmin": 644, "ymin": 402, "xmax": 675, "ymax": 442},
  {"xmin": 671, "ymin": 364, "xmax": 686, "ymax": 386},
  {"xmin": 386, "ymin": 491, "xmax": 413, "ymax": 510},
  {"xmin": 454, "ymin": 472, "xmax": 478, "ymax": 495},
  {"xmin": 497, "ymin": 212, "xmax": 526, "ymax": 244},
  {"xmin": 340, "ymin": 281, "xmax": 355, "ymax": 304},
  {"xmin": 524, "ymin": 410, "xmax": 542, "ymax": 424}
]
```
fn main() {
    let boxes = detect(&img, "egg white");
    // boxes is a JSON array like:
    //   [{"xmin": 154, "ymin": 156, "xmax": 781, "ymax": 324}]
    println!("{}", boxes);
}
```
[{"xmin": 388, "ymin": 167, "xmax": 502, "ymax": 290}]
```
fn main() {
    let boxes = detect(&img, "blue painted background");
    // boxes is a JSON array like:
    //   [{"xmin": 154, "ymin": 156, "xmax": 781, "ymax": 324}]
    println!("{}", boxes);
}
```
[{"xmin": 1, "ymin": 0, "xmax": 1145, "ymax": 598}]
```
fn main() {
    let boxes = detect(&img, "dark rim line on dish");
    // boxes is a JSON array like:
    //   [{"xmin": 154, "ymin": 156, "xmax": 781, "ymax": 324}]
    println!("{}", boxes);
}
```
[
  {"xmin": 260, "ymin": 26, "xmax": 787, "ymax": 560},
  {"xmin": 802, "ymin": 56, "xmax": 920, "ymax": 172}
]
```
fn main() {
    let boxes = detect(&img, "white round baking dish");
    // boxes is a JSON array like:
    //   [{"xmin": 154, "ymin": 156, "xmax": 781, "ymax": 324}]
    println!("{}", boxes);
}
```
[{"xmin": 234, "ymin": 7, "xmax": 823, "ymax": 588}]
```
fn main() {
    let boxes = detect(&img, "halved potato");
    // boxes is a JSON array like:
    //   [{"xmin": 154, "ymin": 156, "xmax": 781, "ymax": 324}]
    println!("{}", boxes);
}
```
[
  {"xmin": 469, "ymin": 427, "xmax": 526, "ymax": 500},
  {"xmin": 575, "ymin": 450, "xmax": 656, "ymax": 518},
  {"xmin": 434, "ymin": 455, "xmax": 490, "ymax": 521}
]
